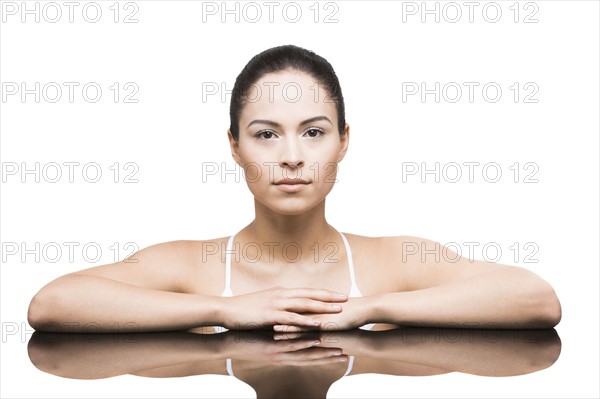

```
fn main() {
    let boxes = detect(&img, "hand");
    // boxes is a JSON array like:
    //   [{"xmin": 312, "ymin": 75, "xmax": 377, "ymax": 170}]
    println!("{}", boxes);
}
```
[
  {"xmin": 273, "ymin": 296, "xmax": 372, "ymax": 334},
  {"xmin": 219, "ymin": 287, "xmax": 348, "ymax": 330}
]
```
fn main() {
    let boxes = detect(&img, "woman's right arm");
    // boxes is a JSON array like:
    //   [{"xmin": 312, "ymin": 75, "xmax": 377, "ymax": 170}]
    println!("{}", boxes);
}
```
[
  {"xmin": 27, "ymin": 240, "xmax": 225, "ymax": 332},
  {"xmin": 27, "ymin": 240, "xmax": 347, "ymax": 332}
]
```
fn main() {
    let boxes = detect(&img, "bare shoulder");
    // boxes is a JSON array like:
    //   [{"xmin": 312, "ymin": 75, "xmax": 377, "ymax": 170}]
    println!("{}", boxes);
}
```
[
  {"xmin": 341, "ymin": 232, "xmax": 428, "ymax": 252},
  {"xmin": 147, "ymin": 236, "xmax": 230, "ymax": 264},
  {"xmin": 341, "ymin": 233, "xmax": 508, "ymax": 292},
  {"xmin": 71, "ymin": 236, "xmax": 230, "ymax": 295},
  {"xmin": 143, "ymin": 236, "xmax": 231, "ymax": 295},
  {"xmin": 341, "ymin": 233, "xmax": 416, "ymax": 292},
  {"xmin": 127, "ymin": 236, "xmax": 230, "ymax": 270},
  {"xmin": 341, "ymin": 232, "xmax": 424, "ymax": 262}
]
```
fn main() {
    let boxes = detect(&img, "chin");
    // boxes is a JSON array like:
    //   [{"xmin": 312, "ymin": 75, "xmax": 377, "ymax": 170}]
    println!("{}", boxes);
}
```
[
  {"xmin": 272, "ymin": 204, "xmax": 315, "ymax": 216},
  {"xmin": 260, "ymin": 198, "xmax": 323, "ymax": 216}
]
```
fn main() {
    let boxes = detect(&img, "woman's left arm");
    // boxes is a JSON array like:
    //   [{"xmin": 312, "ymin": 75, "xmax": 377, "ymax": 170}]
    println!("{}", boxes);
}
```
[
  {"xmin": 274, "ymin": 236, "xmax": 561, "ymax": 332},
  {"xmin": 368, "ymin": 236, "xmax": 562, "ymax": 329}
]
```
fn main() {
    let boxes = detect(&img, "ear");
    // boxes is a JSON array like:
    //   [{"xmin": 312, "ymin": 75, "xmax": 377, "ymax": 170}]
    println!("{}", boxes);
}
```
[
  {"xmin": 336, "ymin": 123, "xmax": 350, "ymax": 163},
  {"xmin": 227, "ymin": 129, "xmax": 242, "ymax": 166}
]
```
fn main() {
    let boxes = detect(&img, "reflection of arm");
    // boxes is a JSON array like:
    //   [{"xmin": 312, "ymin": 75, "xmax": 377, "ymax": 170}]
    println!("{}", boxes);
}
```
[
  {"xmin": 374, "ymin": 236, "xmax": 562, "ymax": 329},
  {"xmin": 332, "ymin": 328, "xmax": 561, "ymax": 377},
  {"xmin": 28, "ymin": 330, "xmax": 344, "ymax": 379},
  {"xmin": 28, "ymin": 332, "xmax": 227, "ymax": 379}
]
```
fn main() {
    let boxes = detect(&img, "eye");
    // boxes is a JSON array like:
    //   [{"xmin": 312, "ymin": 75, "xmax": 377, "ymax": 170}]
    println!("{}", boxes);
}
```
[
  {"xmin": 304, "ymin": 128, "xmax": 324, "ymax": 138},
  {"xmin": 256, "ymin": 130, "xmax": 277, "ymax": 140}
]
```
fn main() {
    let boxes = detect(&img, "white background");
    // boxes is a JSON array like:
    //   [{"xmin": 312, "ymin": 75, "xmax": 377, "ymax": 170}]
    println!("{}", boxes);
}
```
[{"xmin": 1, "ymin": 1, "xmax": 598, "ymax": 398}]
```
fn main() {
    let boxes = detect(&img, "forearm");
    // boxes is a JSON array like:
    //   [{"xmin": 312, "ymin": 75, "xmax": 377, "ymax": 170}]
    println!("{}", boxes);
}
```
[
  {"xmin": 372, "ymin": 268, "xmax": 561, "ymax": 328},
  {"xmin": 28, "ymin": 274, "xmax": 223, "ymax": 332}
]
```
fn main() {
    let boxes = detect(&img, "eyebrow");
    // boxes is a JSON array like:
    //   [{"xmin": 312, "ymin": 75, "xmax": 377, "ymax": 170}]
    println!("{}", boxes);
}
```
[{"xmin": 246, "ymin": 116, "xmax": 333, "ymax": 129}]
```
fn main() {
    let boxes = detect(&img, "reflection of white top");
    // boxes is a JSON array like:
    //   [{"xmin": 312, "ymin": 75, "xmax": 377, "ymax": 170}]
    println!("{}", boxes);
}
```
[
  {"xmin": 218, "ymin": 230, "xmax": 374, "ymax": 377},
  {"xmin": 226, "ymin": 355, "xmax": 357, "ymax": 378}
]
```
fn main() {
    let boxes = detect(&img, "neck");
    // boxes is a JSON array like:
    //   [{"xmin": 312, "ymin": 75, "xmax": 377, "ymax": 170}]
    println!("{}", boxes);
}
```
[{"xmin": 238, "ymin": 198, "xmax": 340, "ymax": 263}]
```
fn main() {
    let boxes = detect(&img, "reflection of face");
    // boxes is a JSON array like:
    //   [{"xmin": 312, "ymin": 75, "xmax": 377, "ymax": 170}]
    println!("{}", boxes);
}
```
[{"xmin": 229, "ymin": 69, "xmax": 349, "ymax": 216}]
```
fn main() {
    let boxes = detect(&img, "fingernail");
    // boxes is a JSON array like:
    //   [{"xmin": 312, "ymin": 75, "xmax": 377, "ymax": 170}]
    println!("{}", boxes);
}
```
[
  {"xmin": 331, "ymin": 305, "xmax": 342, "ymax": 310},
  {"xmin": 313, "ymin": 340, "xmax": 321, "ymax": 345},
  {"xmin": 338, "ymin": 356, "xmax": 348, "ymax": 362},
  {"xmin": 336, "ymin": 293, "xmax": 347, "ymax": 298}
]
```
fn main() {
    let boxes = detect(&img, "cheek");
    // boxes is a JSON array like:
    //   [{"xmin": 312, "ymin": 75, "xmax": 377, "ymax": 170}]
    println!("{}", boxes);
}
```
[
  {"xmin": 308, "ymin": 150, "xmax": 341, "ymax": 183},
  {"xmin": 242, "ymin": 162, "xmax": 264, "ymax": 183},
  {"xmin": 322, "ymin": 162, "xmax": 340, "ymax": 184},
  {"xmin": 242, "ymin": 162, "xmax": 280, "ymax": 197},
  {"xmin": 237, "ymin": 146, "xmax": 269, "ymax": 182},
  {"xmin": 310, "ymin": 163, "xmax": 338, "ymax": 189}
]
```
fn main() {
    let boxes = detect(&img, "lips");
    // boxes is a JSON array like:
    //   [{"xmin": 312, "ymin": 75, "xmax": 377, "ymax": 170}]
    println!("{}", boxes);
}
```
[
  {"xmin": 274, "ymin": 178, "xmax": 309, "ymax": 185},
  {"xmin": 274, "ymin": 178, "xmax": 310, "ymax": 193}
]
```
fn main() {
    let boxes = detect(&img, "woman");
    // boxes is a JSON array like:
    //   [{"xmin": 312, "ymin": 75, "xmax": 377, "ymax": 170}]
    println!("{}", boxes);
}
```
[{"xmin": 27, "ymin": 45, "xmax": 561, "ymax": 333}]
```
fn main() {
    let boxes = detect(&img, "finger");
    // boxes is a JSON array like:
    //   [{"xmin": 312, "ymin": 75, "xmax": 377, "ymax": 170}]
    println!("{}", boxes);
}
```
[
  {"xmin": 273, "ymin": 330, "xmax": 304, "ymax": 340},
  {"xmin": 270, "ymin": 355, "xmax": 348, "ymax": 367},
  {"xmin": 273, "ymin": 325, "xmax": 305, "ymax": 338},
  {"xmin": 273, "ymin": 329, "xmax": 324, "ymax": 342},
  {"xmin": 270, "ymin": 338, "xmax": 322, "ymax": 352},
  {"xmin": 270, "ymin": 347, "xmax": 346, "ymax": 362},
  {"xmin": 281, "ymin": 298, "xmax": 343, "ymax": 313},
  {"xmin": 279, "ymin": 288, "xmax": 348, "ymax": 302},
  {"xmin": 273, "ymin": 324, "xmax": 321, "ymax": 336},
  {"xmin": 275, "ymin": 313, "xmax": 322, "ymax": 328}
]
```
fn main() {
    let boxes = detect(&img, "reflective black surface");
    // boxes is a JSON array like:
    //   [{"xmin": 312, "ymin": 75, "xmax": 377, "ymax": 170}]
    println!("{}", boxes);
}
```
[{"xmin": 28, "ymin": 327, "xmax": 561, "ymax": 399}]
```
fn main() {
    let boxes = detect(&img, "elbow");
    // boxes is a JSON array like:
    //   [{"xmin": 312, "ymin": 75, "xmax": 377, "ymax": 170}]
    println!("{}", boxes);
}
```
[
  {"xmin": 529, "ymin": 282, "xmax": 562, "ymax": 328},
  {"xmin": 510, "ymin": 269, "xmax": 561, "ymax": 329},
  {"xmin": 543, "ymin": 289, "xmax": 562, "ymax": 328},
  {"xmin": 27, "ymin": 293, "xmax": 47, "ymax": 330},
  {"xmin": 28, "ymin": 275, "xmax": 77, "ymax": 331},
  {"xmin": 28, "ymin": 290, "xmax": 58, "ymax": 331}
]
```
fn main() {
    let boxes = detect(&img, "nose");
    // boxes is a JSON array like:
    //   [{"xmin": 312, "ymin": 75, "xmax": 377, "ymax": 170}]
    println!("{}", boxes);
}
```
[{"xmin": 279, "ymin": 137, "xmax": 304, "ymax": 169}]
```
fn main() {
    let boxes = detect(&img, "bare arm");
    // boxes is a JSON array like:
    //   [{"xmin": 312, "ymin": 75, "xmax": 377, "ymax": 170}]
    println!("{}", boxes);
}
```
[
  {"xmin": 372, "ymin": 236, "xmax": 562, "ymax": 328},
  {"xmin": 28, "ymin": 274, "xmax": 227, "ymax": 332},
  {"xmin": 27, "ymin": 241, "xmax": 224, "ymax": 332}
]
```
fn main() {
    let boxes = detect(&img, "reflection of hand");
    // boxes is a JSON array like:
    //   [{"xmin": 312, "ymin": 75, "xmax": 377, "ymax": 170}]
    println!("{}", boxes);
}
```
[
  {"xmin": 273, "ymin": 296, "xmax": 371, "ymax": 333},
  {"xmin": 219, "ymin": 287, "xmax": 348, "ymax": 330},
  {"xmin": 221, "ymin": 331, "xmax": 348, "ymax": 366}
]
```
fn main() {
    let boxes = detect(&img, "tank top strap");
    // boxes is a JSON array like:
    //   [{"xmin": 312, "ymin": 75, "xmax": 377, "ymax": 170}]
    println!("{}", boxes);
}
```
[
  {"xmin": 214, "ymin": 235, "xmax": 235, "ymax": 333},
  {"xmin": 339, "ymin": 232, "xmax": 362, "ymax": 297},
  {"xmin": 226, "ymin": 358, "xmax": 235, "ymax": 377},
  {"xmin": 343, "ymin": 355, "xmax": 355, "ymax": 376},
  {"xmin": 222, "ymin": 235, "xmax": 235, "ymax": 297}
]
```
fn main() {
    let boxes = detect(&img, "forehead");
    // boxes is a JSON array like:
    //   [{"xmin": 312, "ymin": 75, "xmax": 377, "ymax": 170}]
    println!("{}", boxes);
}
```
[{"xmin": 239, "ymin": 69, "xmax": 337, "ymax": 128}]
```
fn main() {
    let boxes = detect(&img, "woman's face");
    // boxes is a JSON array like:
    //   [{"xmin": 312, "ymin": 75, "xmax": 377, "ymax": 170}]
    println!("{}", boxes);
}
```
[{"xmin": 229, "ymin": 69, "xmax": 349, "ymax": 216}]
